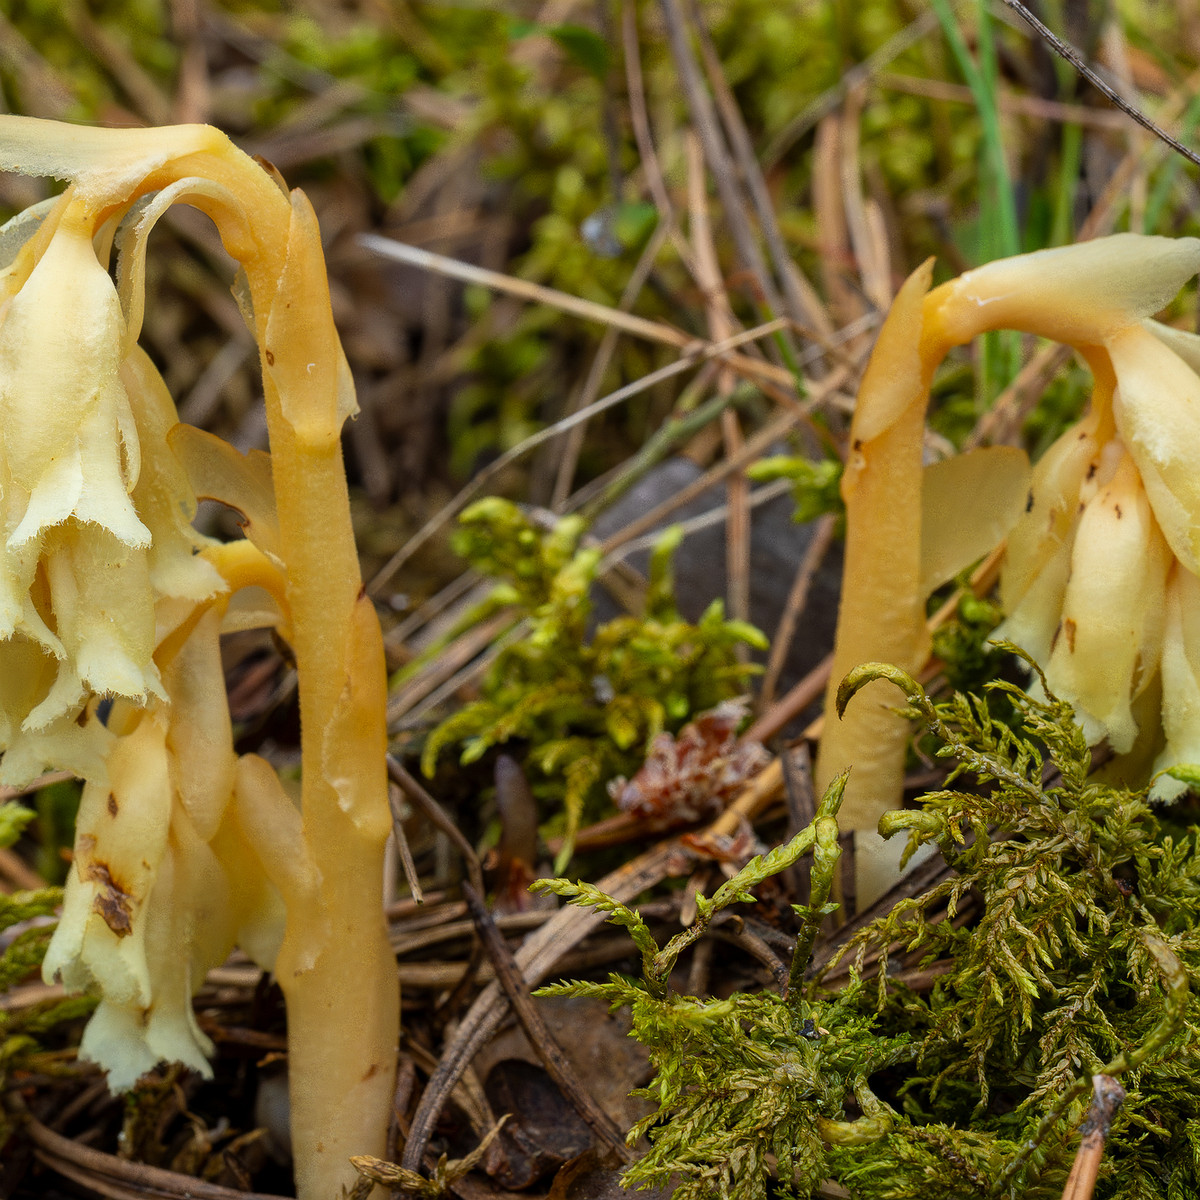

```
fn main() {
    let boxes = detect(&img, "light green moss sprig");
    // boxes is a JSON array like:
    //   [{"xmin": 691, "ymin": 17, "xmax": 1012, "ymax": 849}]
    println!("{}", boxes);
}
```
[
  {"xmin": 745, "ymin": 454, "xmax": 843, "ymax": 527},
  {"xmin": 534, "ymin": 774, "xmax": 916, "ymax": 1200},
  {"xmin": 422, "ymin": 501, "xmax": 765, "ymax": 866}
]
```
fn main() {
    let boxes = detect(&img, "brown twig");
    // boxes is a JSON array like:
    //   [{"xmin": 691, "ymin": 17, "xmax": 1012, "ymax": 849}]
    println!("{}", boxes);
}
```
[
  {"xmin": 1077, "ymin": 66, "xmax": 1200, "ymax": 241},
  {"xmin": 686, "ymin": 131, "xmax": 752, "ymax": 640},
  {"xmin": 0, "ymin": 845, "xmax": 45, "ymax": 892},
  {"xmin": 880, "ymin": 72, "xmax": 1131, "ymax": 130},
  {"xmin": 686, "ymin": 0, "xmax": 833, "ymax": 342},
  {"xmin": 548, "ymin": 222, "xmax": 671, "ymax": 510},
  {"xmin": 387, "ymin": 781, "xmax": 425, "ymax": 905},
  {"xmin": 387, "ymin": 758, "xmax": 485, "ymax": 899},
  {"xmin": 657, "ymin": 0, "xmax": 795, "ymax": 355},
  {"xmin": 367, "ymin": 317, "xmax": 798, "ymax": 595},
  {"xmin": 759, "ymin": 513, "xmax": 838, "ymax": 707},
  {"xmin": 780, "ymin": 744, "xmax": 818, "ymax": 906},
  {"xmin": 1059, "ymin": 1075, "xmax": 1126, "ymax": 1200},
  {"xmin": 711, "ymin": 917, "xmax": 789, "ymax": 991},
  {"xmin": 745, "ymin": 654, "xmax": 833, "ymax": 746},
  {"xmin": 620, "ymin": 0, "xmax": 697, "ymax": 276},
  {"xmin": 962, "ymin": 342, "xmax": 1072, "ymax": 450},
  {"xmin": 460, "ymin": 882, "xmax": 634, "ymax": 1162},
  {"xmin": 400, "ymin": 839, "xmax": 688, "ymax": 1171},
  {"xmin": 598, "ymin": 407, "xmax": 808, "ymax": 557},
  {"xmin": 1000, "ymin": 0, "xmax": 1200, "ymax": 171},
  {"xmin": 23, "ymin": 1110, "xmax": 289, "ymax": 1200}
]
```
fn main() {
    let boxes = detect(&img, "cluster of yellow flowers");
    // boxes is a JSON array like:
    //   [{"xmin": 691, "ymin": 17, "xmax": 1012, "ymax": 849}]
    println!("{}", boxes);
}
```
[
  {"xmin": 0, "ymin": 119, "xmax": 394, "ymax": 1200},
  {"xmin": 0, "ymin": 145, "xmax": 278, "ymax": 1087},
  {"xmin": 818, "ymin": 234, "xmax": 1200, "ymax": 900}
]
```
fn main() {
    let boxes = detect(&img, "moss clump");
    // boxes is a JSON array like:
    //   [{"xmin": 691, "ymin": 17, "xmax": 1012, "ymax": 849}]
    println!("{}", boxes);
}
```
[
  {"xmin": 421, "ymin": 499, "xmax": 764, "ymax": 864},
  {"xmin": 535, "ymin": 660, "xmax": 1200, "ymax": 1199}
]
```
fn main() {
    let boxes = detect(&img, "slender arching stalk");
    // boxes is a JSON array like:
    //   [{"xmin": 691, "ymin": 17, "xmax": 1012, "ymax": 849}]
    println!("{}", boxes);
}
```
[
  {"xmin": 0, "ymin": 117, "xmax": 398, "ymax": 1200},
  {"xmin": 164, "ymin": 137, "xmax": 400, "ymax": 1200}
]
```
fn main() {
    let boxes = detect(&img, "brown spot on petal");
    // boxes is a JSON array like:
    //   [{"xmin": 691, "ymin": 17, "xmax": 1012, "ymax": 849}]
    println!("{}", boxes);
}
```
[
  {"xmin": 1086, "ymin": 462, "xmax": 1097, "ymax": 481},
  {"xmin": 1114, "ymin": 504, "xmax": 1122, "ymax": 519},
  {"xmin": 1063, "ymin": 618, "xmax": 1077, "ymax": 653},
  {"xmin": 265, "ymin": 349, "xmax": 276, "ymax": 366},
  {"xmin": 361, "ymin": 1062, "xmax": 379, "ymax": 1082},
  {"xmin": 106, "ymin": 793, "xmax": 118, "ymax": 817},
  {"xmin": 84, "ymin": 861, "xmax": 134, "ymax": 938}
]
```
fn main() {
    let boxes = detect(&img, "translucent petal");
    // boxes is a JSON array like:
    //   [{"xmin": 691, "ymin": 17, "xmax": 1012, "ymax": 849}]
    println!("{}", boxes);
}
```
[
  {"xmin": 114, "ymin": 178, "xmax": 245, "ymax": 355},
  {"xmin": 996, "ymin": 534, "xmax": 1075, "ymax": 667},
  {"xmin": 168, "ymin": 423, "xmax": 280, "ymax": 564},
  {"xmin": 928, "ymin": 234, "xmax": 1200, "ymax": 348},
  {"xmin": 1109, "ymin": 324, "xmax": 1200, "ymax": 574},
  {"xmin": 164, "ymin": 607, "xmax": 235, "ymax": 841},
  {"xmin": 0, "ymin": 116, "xmax": 227, "ymax": 208},
  {"xmin": 919, "ymin": 445, "xmax": 1029, "ymax": 597},
  {"xmin": 1000, "ymin": 401, "xmax": 1108, "ymax": 616},
  {"xmin": 42, "ymin": 523, "xmax": 163, "ymax": 707},
  {"xmin": 1045, "ymin": 455, "xmax": 1170, "ymax": 753},
  {"xmin": 1153, "ymin": 566, "xmax": 1200, "ymax": 799},
  {"xmin": 43, "ymin": 710, "xmax": 172, "ymax": 1009},
  {"xmin": 0, "ymin": 211, "xmax": 148, "ymax": 548},
  {"xmin": 121, "ymin": 347, "xmax": 224, "ymax": 602}
]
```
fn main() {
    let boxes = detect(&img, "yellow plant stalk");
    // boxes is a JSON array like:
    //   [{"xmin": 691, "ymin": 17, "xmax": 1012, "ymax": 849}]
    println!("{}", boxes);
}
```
[
  {"xmin": 817, "ymin": 234, "xmax": 1200, "ymax": 903},
  {"xmin": 0, "ymin": 118, "xmax": 397, "ymax": 1200},
  {"xmin": 814, "ymin": 262, "xmax": 941, "ymax": 902}
]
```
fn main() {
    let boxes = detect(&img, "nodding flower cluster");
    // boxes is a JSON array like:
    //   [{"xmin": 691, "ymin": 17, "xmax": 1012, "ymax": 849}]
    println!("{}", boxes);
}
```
[
  {"xmin": 0, "ymin": 119, "xmax": 395, "ymax": 1200},
  {"xmin": 816, "ymin": 234, "xmax": 1200, "ymax": 902}
]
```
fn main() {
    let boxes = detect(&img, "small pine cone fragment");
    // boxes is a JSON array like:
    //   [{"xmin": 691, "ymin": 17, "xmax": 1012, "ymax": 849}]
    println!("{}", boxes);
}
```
[{"xmin": 608, "ymin": 699, "xmax": 771, "ymax": 831}]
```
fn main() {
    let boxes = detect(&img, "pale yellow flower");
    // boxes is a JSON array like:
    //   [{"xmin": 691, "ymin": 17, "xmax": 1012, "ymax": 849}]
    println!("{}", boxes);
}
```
[
  {"xmin": 43, "ymin": 605, "xmax": 286, "ymax": 1091},
  {"xmin": 820, "ymin": 234, "xmax": 1200, "ymax": 899},
  {"xmin": 0, "ymin": 189, "xmax": 229, "ymax": 774},
  {"xmin": 0, "ymin": 116, "xmax": 395, "ymax": 1200}
]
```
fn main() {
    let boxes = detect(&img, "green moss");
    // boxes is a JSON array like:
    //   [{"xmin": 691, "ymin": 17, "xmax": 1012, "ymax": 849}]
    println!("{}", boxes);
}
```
[
  {"xmin": 535, "ymin": 659, "xmax": 1200, "ymax": 1198},
  {"xmin": 0, "ymin": 800, "xmax": 93, "ymax": 1144},
  {"xmin": 419, "ymin": 500, "xmax": 764, "ymax": 865}
]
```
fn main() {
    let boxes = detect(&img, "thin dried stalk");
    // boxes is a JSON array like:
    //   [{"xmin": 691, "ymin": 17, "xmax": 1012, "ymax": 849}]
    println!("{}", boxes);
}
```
[
  {"xmin": 368, "ymin": 318, "xmax": 795, "ymax": 594},
  {"xmin": 400, "ymin": 839, "xmax": 686, "ymax": 1171},
  {"xmin": 1059, "ymin": 1076, "xmax": 1126, "ymax": 1200},
  {"xmin": 759, "ymin": 514, "xmax": 838, "ymax": 707},
  {"xmin": 461, "ymin": 882, "xmax": 633, "ymax": 1160},
  {"xmin": 1001, "ymin": 0, "xmax": 1200, "ymax": 170},
  {"xmin": 25, "ymin": 1113, "xmax": 288, "ymax": 1200}
]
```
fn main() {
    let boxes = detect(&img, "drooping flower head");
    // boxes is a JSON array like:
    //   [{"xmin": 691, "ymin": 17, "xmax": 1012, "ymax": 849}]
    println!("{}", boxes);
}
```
[{"xmin": 819, "ymin": 234, "xmax": 1200, "ymax": 900}]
